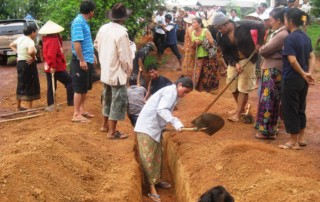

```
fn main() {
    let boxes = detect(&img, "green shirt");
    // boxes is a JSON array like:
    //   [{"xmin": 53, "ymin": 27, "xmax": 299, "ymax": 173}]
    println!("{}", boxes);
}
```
[{"xmin": 191, "ymin": 29, "xmax": 208, "ymax": 58}]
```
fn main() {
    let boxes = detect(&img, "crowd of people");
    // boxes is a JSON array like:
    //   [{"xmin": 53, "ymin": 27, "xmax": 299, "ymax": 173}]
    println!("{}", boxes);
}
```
[{"xmin": 9, "ymin": 0, "xmax": 316, "ymax": 201}]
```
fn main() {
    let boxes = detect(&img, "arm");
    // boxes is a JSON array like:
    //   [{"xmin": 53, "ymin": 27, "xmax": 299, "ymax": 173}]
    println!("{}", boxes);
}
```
[
  {"xmin": 157, "ymin": 88, "xmax": 183, "ymax": 130},
  {"xmin": 9, "ymin": 41, "xmax": 17, "ymax": 52},
  {"xmin": 118, "ymin": 35, "xmax": 133, "ymax": 75},
  {"xmin": 74, "ymin": 41, "xmax": 88, "ymax": 71},
  {"xmin": 259, "ymin": 31, "xmax": 287, "ymax": 57},
  {"xmin": 205, "ymin": 30, "xmax": 214, "ymax": 46},
  {"xmin": 244, "ymin": 20, "xmax": 266, "ymax": 47},
  {"xmin": 308, "ymin": 51, "xmax": 315, "ymax": 74},
  {"xmin": 27, "ymin": 43, "xmax": 36, "ymax": 64},
  {"xmin": 288, "ymin": 55, "xmax": 315, "ymax": 85},
  {"xmin": 45, "ymin": 39, "xmax": 59, "ymax": 72}
]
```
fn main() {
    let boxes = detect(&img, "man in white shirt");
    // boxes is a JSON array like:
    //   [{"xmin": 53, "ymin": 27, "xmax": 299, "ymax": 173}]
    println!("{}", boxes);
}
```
[
  {"xmin": 94, "ymin": 3, "xmax": 133, "ymax": 139},
  {"xmin": 229, "ymin": 9, "xmax": 240, "ymax": 21},
  {"xmin": 153, "ymin": 7, "xmax": 166, "ymax": 56}
]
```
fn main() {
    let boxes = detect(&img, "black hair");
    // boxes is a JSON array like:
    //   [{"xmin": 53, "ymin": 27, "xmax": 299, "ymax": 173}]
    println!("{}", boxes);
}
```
[
  {"xmin": 175, "ymin": 76, "xmax": 193, "ymax": 89},
  {"xmin": 285, "ymin": 8, "xmax": 309, "ymax": 27},
  {"xmin": 129, "ymin": 75, "xmax": 137, "ymax": 86},
  {"xmin": 146, "ymin": 63, "xmax": 158, "ymax": 72},
  {"xmin": 193, "ymin": 17, "xmax": 204, "ymax": 28},
  {"xmin": 165, "ymin": 14, "xmax": 172, "ymax": 21},
  {"xmin": 230, "ymin": 9, "xmax": 237, "ymax": 14},
  {"xmin": 23, "ymin": 25, "xmax": 37, "ymax": 36},
  {"xmin": 80, "ymin": 0, "xmax": 96, "ymax": 14},
  {"xmin": 259, "ymin": 2, "xmax": 268, "ymax": 8},
  {"xmin": 217, "ymin": 8, "xmax": 227, "ymax": 15},
  {"xmin": 198, "ymin": 186, "xmax": 234, "ymax": 202},
  {"xmin": 269, "ymin": 8, "xmax": 285, "ymax": 23}
]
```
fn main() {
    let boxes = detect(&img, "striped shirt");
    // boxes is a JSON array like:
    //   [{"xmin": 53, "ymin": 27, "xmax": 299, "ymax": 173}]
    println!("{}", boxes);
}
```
[
  {"xmin": 94, "ymin": 22, "xmax": 133, "ymax": 86},
  {"xmin": 71, "ymin": 14, "xmax": 94, "ymax": 64}
]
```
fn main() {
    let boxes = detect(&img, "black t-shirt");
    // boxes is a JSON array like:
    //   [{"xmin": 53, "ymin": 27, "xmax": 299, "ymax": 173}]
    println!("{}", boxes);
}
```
[{"xmin": 150, "ymin": 75, "xmax": 173, "ymax": 95}]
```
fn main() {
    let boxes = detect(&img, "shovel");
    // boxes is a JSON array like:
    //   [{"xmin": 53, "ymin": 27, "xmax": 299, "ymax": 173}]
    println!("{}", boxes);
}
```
[
  {"xmin": 242, "ymin": 104, "xmax": 254, "ymax": 124},
  {"xmin": 192, "ymin": 50, "xmax": 257, "ymax": 135}
]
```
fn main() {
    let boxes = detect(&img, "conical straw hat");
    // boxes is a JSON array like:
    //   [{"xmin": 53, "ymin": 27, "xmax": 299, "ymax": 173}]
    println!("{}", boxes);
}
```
[{"xmin": 38, "ymin": 20, "xmax": 64, "ymax": 34}]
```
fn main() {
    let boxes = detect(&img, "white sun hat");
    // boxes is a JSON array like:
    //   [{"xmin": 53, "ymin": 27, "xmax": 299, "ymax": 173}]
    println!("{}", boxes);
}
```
[
  {"xmin": 38, "ymin": 20, "xmax": 64, "ymax": 35},
  {"xmin": 183, "ymin": 14, "xmax": 196, "ymax": 24}
]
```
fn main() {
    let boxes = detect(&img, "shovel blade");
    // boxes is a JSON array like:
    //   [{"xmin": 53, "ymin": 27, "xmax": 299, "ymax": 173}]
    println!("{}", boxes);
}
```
[{"xmin": 192, "ymin": 113, "xmax": 225, "ymax": 136}]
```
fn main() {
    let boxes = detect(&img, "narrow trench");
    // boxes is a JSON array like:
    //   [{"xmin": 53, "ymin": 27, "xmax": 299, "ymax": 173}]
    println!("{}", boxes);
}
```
[{"xmin": 136, "ymin": 136, "xmax": 178, "ymax": 202}]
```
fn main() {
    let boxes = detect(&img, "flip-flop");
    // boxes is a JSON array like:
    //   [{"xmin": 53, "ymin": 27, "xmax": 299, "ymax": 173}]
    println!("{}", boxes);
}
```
[
  {"xmin": 298, "ymin": 141, "xmax": 307, "ymax": 147},
  {"xmin": 148, "ymin": 193, "xmax": 161, "ymax": 202},
  {"xmin": 156, "ymin": 181, "xmax": 172, "ymax": 189},
  {"xmin": 82, "ymin": 112, "xmax": 95, "ymax": 118},
  {"xmin": 227, "ymin": 116, "xmax": 240, "ymax": 122},
  {"xmin": 107, "ymin": 131, "xmax": 128, "ymax": 139},
  {"xmin": 279, "ymin": 143, "xmax": 301, "ymax": 150},
  {"xmin": 255, "ymin": 133, "xmax": 276, "ymax": 140},
  {"xmin": 71, "ymin": 117, "xmax": 90, "ymax": 123},
  {"xmin": 16, "ymin": 107, "xmax": 27, "ymax": 111},
  {"xmin": 100, "ymin": 127, "xmax": 108, "ymax": 132}
]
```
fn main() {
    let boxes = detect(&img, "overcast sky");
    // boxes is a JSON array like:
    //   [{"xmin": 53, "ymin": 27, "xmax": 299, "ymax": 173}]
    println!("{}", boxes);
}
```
[{"xmin": 165, "ymin": 0, "xmax": 197, "ymax": 5}]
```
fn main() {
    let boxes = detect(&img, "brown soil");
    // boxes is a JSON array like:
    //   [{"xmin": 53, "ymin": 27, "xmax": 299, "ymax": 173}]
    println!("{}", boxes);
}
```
[{"xmin": 0, "ymin": 38, "xmax": 320, "ymax": 202}]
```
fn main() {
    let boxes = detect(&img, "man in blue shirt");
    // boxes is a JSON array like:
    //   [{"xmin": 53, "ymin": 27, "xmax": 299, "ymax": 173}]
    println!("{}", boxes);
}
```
[
  {"xmin": 70, "ymin": 0, "xmax": 96, "ymax": 123},
  {"xmin": 158, "ymin": 14, "xmax": 182, "ymax": 70}
]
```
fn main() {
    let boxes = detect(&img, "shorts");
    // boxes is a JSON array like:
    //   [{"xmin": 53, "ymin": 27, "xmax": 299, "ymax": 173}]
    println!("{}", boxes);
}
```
[
  {"xmin": 70, "ymin": 54, "xmax": 93, "ymax": 94},
  {"xmin": 226, "ymin": 59, "xmax": 256, "ymax": 93},
  {"xmin": 101, "ymin": 84, "xmax": 128, "ymax": 121}
]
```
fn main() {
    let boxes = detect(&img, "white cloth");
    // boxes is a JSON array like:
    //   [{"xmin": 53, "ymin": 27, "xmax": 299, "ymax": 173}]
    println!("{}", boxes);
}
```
[
  {"xmin": 94, "ymin": 22, "xmax": 133, "ymax": 86},
  {"xmin": 13, "ymin": 36, "xmax": 36, "ymax": 61},
  {"xmin": 229, "ymin": 16, "xmax": 240, "ymax": 22},
  {"xmin": 134, "ymin": 84, "xmax": 184, "ymax": 143},
  {"xmin": 301, "ymin": 3, "xmax": 311, "ymax": 14},
  {"xmin": 154, "ymin": 14, "xmax": 166, "ymax": 34}
]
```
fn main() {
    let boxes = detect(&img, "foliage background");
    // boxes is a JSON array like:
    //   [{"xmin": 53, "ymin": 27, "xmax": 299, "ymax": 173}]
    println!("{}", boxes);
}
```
[{"xmin": 0, "ymin": 0, "xmax": 164, "ymax": 39}]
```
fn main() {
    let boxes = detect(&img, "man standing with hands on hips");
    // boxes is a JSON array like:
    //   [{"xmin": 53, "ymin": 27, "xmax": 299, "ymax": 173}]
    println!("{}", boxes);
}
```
[
  {"xmin": 70, "ymin": 0, "xmax": 96, "ymax": 123},
  {"xmin": 94, "ymin": 3, "xmax": 133, "ymax": 139}
]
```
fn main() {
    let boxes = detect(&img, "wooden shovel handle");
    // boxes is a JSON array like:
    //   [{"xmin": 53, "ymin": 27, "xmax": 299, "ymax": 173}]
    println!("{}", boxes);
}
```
[
  {"xmin": 202, "ymin": 50, "xmax": 256, "ymax": 113},
  {"xmin": 181, "ymin": 127, "xmax": 207, "ymax": 131},
  {"xmin": 137, "ymin": 58, "xmax": 143, "ymax": 87}
]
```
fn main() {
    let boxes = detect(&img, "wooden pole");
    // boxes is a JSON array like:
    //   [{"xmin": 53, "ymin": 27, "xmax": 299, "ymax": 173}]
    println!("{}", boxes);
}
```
[
  {"xmin": 0, "ymin": 102, "xmax": 67, "ymax": 118},
  {"xmin": 0, "ymin": 113, "xmax": 44, "ymax": 123}
]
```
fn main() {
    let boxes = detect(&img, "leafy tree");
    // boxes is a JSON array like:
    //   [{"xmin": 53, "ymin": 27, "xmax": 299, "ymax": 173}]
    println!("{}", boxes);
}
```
[
  {"xmin": 39, "ymin": 0, "xmax": 164, "ymax": 40},
  {"xmin": 311, "ymin": 0, "xmax": 320, "ymax": 17}
]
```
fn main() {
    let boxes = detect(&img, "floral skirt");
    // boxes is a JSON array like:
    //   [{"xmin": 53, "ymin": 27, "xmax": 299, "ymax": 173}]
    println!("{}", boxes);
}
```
[
  {"xmin": 195, "ymin": 57, "xmax": 219, "ymax": 93},
  {"xmin": 181, "ymin": 47, "xmax": 195, "ymax": 77},
  {"xmin": 137, "ymin": 132, "xmax": 162, "ymax": 185},
  {"xmin": 254, "ymin": 68, "xmax": 281, "ymax": 136}
]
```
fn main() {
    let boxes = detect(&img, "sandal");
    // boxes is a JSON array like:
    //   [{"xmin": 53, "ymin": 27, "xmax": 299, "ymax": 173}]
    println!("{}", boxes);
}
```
[
  {"xmin": 71, "ymin": 116, "xmax": 90, "ymax": 123},
  {"xmin": 156, "ymin": 181, "xmax": 172, "ymax": 189},
  {"xmin": 107, "ymin": 131, "xmax": 128, "ymax": 139},
  {"xmin": 148, "ymin": 193, "xmax": 161, "ymax": 202},
  {"xmin": 279, "ymin": 143, "xmax": 301, "ymax": 150},
  {"xmin": 255, "ymin": 133, "xmax": 276, "ymax": 140},
  {"xmin": 298, "ymin": 141, "xmax": 307, "ymax": 147},
  {"xmin": 16, "ymin": 107, "xmax": 27, "ymax": 111},
  {"xmin": 227, "ymin": 116, "xmax": 240, "ymax": 122},
  {"xmin": 82, "ymin": 112, "xmax": 95, "ymax": 118}
]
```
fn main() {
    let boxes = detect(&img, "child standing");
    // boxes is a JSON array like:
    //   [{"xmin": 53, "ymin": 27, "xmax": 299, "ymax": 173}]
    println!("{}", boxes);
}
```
[{"xmin": 134, "ymin": 77, "xmax": 193, "ymax": 201}]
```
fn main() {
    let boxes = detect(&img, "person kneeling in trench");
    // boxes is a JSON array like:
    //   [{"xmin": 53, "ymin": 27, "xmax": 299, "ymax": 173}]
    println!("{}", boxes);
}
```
[{"xmin": 134, "ymin": 76, "xmax": 193, "ymax": 202}]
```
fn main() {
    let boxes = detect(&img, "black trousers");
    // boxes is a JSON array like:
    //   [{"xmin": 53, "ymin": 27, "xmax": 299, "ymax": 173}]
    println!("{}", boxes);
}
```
[
  {"xmin": 160, "ymin": 44, "xmax": 182, "ymax": 59},
  {"xmin": 281, "ymin": 76, "xmax": 308, "ymax": 134},
  {"xmin": 46, "ymin": 71, "xmax": 74, "ymax": 106},
  {"xmin": 153, "ymin": 32, "xmax": 166, "ymax": 55}
]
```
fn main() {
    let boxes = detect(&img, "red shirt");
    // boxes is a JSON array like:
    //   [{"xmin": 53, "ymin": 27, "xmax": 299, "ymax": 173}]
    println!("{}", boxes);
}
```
[{"xmin": 43, "ymin": 35, "xmax": 66, "ymax": 72}]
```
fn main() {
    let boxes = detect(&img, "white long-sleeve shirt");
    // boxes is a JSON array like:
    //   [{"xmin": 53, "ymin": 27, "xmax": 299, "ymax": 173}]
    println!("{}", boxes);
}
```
[
  {"xmin": 134, "ymin": 84, "xmax": 183, "ymax": 142},
  {"xmin": 94, "ymin": 22, "xmax": 132, "ymax": 86}
]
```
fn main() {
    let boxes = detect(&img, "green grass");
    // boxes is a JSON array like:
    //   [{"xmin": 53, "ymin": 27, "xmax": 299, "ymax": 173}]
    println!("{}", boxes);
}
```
[
  {"xmin": 307, "ymin": 24, "xmax": 320, "ymax": 54},
  {"xmin": 144, "ymin": 55, "xmax": 157, "ymax": 68}
]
